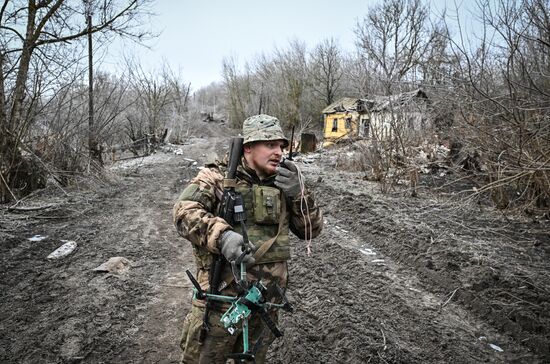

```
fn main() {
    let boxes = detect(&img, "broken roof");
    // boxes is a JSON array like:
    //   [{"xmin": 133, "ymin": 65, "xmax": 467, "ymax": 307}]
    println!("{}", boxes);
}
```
[
  {"xmin": 322, "ymin": 89, "xmax": 428, "ymax": 114},
  {"xmin": 322, "ymin": 97, "xmax": 360, "ymax": 114},
  {"xmin": 358, "ymin": 89, "xmax": 428, "ymax": 113}
]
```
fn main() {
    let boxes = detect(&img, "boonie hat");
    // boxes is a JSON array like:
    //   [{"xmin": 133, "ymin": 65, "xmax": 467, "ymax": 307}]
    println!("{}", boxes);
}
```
[{"xmin": 242, "ymin": 114, "xmax": 289, "ymax": 147}]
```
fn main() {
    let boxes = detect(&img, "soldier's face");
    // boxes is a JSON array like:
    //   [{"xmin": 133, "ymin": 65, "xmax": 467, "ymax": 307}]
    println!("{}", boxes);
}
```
[{"xmin": 244, "ymin": 140, "xmax": 286, "ymax": 178}]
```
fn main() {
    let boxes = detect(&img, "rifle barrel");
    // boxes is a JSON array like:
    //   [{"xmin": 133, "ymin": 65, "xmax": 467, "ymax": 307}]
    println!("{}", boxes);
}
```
[{"xmin": 227, "ymin": 137, "xmax": 243, "ymax": 180}]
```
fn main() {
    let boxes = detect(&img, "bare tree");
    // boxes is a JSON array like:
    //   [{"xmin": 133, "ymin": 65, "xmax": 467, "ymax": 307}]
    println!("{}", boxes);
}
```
[
  {"xmin": 355, "ymin": 0, "xmax": 433, "ymax": 94},
  {"xmin": 309, "ymin": 38, "xmax": 344, "ymax": 106},
  {"xmin": 163, "ymin": 66, "xmax": 191, "ymax": 116},
  {"xmin": 419, "ymin": 20, "xmax": 452, "ymax": 87},
  {"xmin": 120, "ymin": 59, "xmax": 195, "ymax": 154},
  {"xmin": 218, "ymin": 41, "xmax": 325, "ymax": 133},
  {"xmin": 127, "ymin": 60, "xmax": 170, "ymax": 140},
  {"xmin": 273, "ymin": 39, "xmax": 310, "ymax": 127},
  {"xmin": 0, "ymin": 0, "xmax": 152, "ymax": 202},
  {"xmin": 443, "ymin": 0, "xmax": 550, "ymax": 212},
  {"xmin": 222, "ymin": 55, "xmax": 261, "ymax": 128},
  {"xmin": 340, "ymin": 54, "xmax": 373, "ymax": 97}
]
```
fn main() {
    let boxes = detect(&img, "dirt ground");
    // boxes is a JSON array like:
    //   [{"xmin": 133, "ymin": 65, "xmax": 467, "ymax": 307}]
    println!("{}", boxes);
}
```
[{"xmin": 1, "ymin": 132, "xmax": 549, "ymax": 364}]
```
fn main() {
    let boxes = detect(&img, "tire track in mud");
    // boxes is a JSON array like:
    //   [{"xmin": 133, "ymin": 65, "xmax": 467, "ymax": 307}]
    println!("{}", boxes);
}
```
[
  {"xmin": 271, "ymin": 160, "xmax": 545, "ymax": 363},
  {"xmin": 129, "ymin": 137, "xmax": 231, "ymax": 363},
  {"xmin": 117, "ymin": 168, "xmax": 189, "ymax": 363},
  {"xmin": 267, "ymin": 219, "xmax": 522, "ymax": 363},
  {"xmin": 124, "ymin": 138, "xmax": 229, "ymax": 363}
]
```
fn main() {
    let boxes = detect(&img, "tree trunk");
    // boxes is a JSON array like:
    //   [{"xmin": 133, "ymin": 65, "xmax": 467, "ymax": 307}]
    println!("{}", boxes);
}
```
[
  {"xmin": 0, "ymin": 52, "xmax": 6, "ymax": 123},
  {"xmin": 87, "ymin": 13, "xmax": 103, "ymax": 166},
  {"xmin": 1, "ymin": 5, "xmax": 37, "ymax": 202},
  {"xmin": 10, "ymin": 5, "xmax": 37, "ymax": 133}
]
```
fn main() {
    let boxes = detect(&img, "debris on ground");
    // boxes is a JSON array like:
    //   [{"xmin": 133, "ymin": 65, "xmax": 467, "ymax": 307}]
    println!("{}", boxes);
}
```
[
  {"xmin": 489, "ymin": 343, "xmax": 504, "ymax": 352},
  {"xmin": 28, "ymin": 235, "xmax": 48, "ymax": 242},
  {"xmin": 47, "ymin": 240, "xmax": 77, "ymax": 260},
  {"xmin": 93, "ymin": 257, "xmax": 132, "ymax": 274}
]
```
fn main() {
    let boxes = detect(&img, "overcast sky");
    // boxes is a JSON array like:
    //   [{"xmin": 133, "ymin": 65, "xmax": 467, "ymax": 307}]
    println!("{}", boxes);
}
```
[{"xmin": 101, "ymin": 0, "xmax": 477, "ymax": 90}]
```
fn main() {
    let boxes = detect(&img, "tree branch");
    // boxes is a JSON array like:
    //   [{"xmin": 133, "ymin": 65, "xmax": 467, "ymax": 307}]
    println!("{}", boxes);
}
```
[{"xmin": 34, "ymin": 0, "xmax": 138, "ymax": 47}]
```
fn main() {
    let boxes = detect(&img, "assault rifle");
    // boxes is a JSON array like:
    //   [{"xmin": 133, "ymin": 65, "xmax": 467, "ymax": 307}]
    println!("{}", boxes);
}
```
[
  {"xmin": 197, "ymin": 137, "xmax": 244, "ymax": 343},
  {"xmin": 186, "ymin": 137, "xmax": 293, "ymax": 362}
]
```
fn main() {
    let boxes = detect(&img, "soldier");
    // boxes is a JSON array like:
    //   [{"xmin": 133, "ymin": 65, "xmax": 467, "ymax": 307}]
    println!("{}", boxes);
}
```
[{"xmin": 173, "ymin": 114, "xmax": 323, "ymax": 363}]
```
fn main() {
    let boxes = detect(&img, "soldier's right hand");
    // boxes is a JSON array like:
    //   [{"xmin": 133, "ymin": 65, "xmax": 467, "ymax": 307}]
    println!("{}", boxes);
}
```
[{"xmin": 219, "ymin": 231, "xmax": 256, "ymax": 266}]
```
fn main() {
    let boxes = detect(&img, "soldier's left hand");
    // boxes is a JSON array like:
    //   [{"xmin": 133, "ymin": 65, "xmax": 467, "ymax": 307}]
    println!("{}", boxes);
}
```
[{"xmin": 275, "ymin": 160, "xmax": 301, "ymax": 198}]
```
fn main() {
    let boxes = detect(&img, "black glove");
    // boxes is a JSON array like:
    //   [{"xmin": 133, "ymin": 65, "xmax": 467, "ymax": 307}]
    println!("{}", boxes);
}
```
[
  {"xmin": 219, "ymin": 231, "xmax": 255, "ymax": 266},
  {"xmin": 275, "ymin": 160, "xmax": 301, "ymax": 199}
]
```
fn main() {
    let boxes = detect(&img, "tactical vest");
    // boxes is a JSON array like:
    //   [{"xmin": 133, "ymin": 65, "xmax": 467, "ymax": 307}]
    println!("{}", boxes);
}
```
[
  {"xmin": 232, "ymin": 183, "xmax": 290, "ymax": 264},
  {"xmin": 189, "ymin": 163, "xmax": 291, "ymax": 269}
]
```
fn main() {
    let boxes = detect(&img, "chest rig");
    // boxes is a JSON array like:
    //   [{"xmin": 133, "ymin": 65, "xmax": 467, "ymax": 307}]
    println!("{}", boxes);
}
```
[{"xmin": 231, "ymin": 180, "xmax": 290, "ymax": 264}]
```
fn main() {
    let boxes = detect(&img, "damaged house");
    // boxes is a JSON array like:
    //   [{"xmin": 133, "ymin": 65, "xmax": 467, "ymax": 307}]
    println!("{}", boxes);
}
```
[{"xmin": 322, "ymin": 89, "xmax": 430, "ymax": 146}]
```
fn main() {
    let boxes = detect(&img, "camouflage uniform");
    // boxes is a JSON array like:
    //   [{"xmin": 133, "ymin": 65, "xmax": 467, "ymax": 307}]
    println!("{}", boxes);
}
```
[{"xmin": 173, "ymin": 115, "xmax": 323, "ymax": 363}]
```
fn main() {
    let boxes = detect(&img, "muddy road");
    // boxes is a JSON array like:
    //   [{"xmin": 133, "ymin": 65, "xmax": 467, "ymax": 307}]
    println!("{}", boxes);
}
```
[{"xmin": 1, "ymin": 135, "xmax": 549, "ymax": 363}]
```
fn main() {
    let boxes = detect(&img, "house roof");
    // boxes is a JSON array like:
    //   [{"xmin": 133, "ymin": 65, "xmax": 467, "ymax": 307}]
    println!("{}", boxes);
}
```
[
  {"xmin": 322, "ymin": 97, "xmax": 360, "ymax": 114},
  {"xmin": 358, "ymin": 89, "xmax": 428, "ymax": 113},
  {"xmin": 322, "ymin": 89, "xmax": 428, "ymax": 114}
]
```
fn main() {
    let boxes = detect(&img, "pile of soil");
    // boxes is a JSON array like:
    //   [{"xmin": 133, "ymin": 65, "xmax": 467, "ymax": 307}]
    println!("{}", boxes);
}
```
[{"xmin": 1, "ymin": 136, "xmax": 548, "ymax": 363}]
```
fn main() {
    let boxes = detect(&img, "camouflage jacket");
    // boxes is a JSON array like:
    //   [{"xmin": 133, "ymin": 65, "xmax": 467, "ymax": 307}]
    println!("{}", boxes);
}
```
[{"xmin": 173, "ymin": 157, "xmax": 323, "ymax": 307}]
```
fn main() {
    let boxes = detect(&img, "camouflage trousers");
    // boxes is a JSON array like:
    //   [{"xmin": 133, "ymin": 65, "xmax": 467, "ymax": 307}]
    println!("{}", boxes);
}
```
[{"xmin": 180, "ymin": 305, "xmax": 278, "ymax": 364}]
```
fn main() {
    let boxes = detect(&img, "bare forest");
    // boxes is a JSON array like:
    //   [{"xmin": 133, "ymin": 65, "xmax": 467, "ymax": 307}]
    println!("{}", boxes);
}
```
[{"xmin": 1, "ymin": 0, "xmax": 550, "ymax": 363}]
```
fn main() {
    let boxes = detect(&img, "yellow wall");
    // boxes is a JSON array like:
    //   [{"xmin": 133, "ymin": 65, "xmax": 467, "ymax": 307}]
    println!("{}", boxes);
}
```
[
  {"xmin": 324, "ymin": 108, "xmax": 428, "ymax": 144},
  {"xmin": 323, "ymin": 113, "xmax": 359, "ymax": 141}
]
